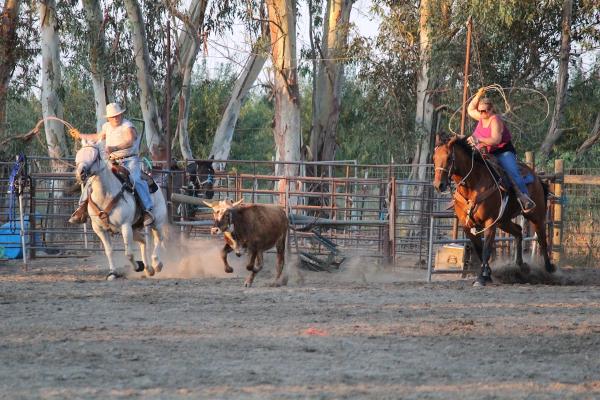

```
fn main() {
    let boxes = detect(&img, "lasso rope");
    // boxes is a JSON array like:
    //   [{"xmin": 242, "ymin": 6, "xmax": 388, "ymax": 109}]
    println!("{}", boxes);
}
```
[
  {"xmin": 447, "ymin": 84, "xmax": 551, "ymax": 137},
  {"xmin": 2, "ymin": 116, "xmax": 86, "ymax": 169}
]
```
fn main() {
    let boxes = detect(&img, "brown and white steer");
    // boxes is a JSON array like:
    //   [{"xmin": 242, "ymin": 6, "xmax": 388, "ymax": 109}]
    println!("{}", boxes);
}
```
[{"xmin": 204, "ymin": 199, "xmax": 288, "ymax": 287}]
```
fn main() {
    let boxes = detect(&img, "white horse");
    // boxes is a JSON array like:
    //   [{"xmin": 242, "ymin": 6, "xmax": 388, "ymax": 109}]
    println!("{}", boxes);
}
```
[{"xmin": 74, "ymin": 144, "xmax": 167, "ymax": 279}]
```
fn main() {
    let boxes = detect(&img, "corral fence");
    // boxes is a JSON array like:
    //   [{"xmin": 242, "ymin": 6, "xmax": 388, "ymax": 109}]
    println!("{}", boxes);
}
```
[{"xmin": 0, "ymin": 156, "xmax": 598, "ymax": 270}]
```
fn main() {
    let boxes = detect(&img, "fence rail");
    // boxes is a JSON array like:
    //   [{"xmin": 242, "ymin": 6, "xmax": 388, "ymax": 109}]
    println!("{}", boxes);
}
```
[{"xmin": 1, "ymin": 156, "xmax": 598, "ymax": 269}]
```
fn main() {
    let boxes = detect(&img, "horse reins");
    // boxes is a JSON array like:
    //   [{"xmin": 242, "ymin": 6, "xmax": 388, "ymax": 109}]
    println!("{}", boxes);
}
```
[
  {"xmin": 443, "ymin": 141, "xmax": 506, "ymax": 235},
  {"xmin": 79, "ymin": 146, "xmax": 133, "ymax": 230}
]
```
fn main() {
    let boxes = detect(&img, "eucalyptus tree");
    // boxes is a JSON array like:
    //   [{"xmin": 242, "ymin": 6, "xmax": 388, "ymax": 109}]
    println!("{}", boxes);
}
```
[
  {"xmin": 209, "ymin": 0, "xmax": 270, "ymax": 167},
  {"xmin": 166, "ymin": 0, "xmax": 209, "ymax": 160},
  {"xmin": 0, "ymin": 0, "xmax": 38, "ymax": 140},
  {"xmin": 39, "ymin": 0, "xmax": 69, "ymax": 170},
  {"xmin": 122, "ymin": 0, "xmax": 166, "ymax": 160},
  {"xmin": 0, "ymin": 0, "xmax": 21, "ymax": 138},
  {"xmin": 309, "ymin": 0, "xmax": 356, "ymax": 168},
  {"xmin": 209, "ymin": 35, "xmax": 269, "ymax": 168},
  {"xmin": 265, "ymin": 0, "xmax": 301, "ymax": 191},
  {"xmin": 539, "ymin": 0, "xmax": 573, "ymax": 162},
  {"xmin": 81, "ymin": 0, "xmax": 110, "ymax": 132}
]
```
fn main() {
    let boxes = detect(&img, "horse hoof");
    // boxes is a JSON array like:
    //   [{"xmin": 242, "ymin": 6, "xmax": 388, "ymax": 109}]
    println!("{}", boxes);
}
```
[
  {"xmin": 106, "ymin": 271, "xmax": 123, "ymax": 281},
  {"xmin": 134, "ymin": 260, "xmax": 145, "ymax": 272},
  {"xmin": 473, "ymin": 278, "xmax": 486, "ymax": 287},
  {"xmin": 145, "ymin": 265, "xmax": 155, "ymax": 277},
  {"xmin": 225, "ymin": 266, "xmax": 234, "ymax": 274},
  {"xmin": 546, "ymin": 263, "xmax": 557, "ymax": 273},
  {"xmin": 244, "ymin": 279, "xmax": 253, "ymax": 287},
  {"xmin": 154, "ymin": 262, "xmax": 163, "ymax": 273}
]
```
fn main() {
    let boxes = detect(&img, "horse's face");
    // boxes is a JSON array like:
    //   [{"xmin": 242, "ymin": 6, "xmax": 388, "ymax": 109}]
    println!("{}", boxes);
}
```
[
  {"xmin": 203, "ymin": 198, "xmax": 243, "ymax": 233},
  {"xmin": 186, "ymin": 159, "xmax": 215, "ymax": 199},
  {"xmin": 75, "ymin": 145, "xmax": 101, "ymax": 184},
  {"xmin": 432, "ymin": 136, "xmax": 456, "ymax": 193}
]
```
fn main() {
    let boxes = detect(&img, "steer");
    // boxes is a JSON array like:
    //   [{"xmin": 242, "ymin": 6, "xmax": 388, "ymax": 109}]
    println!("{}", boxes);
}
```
[{"xmin": 204, "ymin": 199, "xmax": 288, "ymax": 287}]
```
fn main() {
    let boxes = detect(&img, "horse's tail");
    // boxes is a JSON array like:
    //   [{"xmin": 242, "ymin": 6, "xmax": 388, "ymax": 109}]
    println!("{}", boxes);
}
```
[{"xmin": 540, "ymin": 178, "xmax": 550, "ymax": 208}]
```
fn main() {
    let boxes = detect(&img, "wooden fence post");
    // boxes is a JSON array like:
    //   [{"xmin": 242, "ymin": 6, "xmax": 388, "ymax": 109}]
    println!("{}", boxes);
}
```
[{"xmin": 552, "ymin": 159, "xmax": 564, "ymax": 264}]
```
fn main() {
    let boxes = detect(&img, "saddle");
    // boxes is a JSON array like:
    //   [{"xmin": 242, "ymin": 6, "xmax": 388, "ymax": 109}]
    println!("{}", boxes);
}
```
[
  {"xmin": 111, "ymin": 164, "xmax": 159, "ymax": 229},
  {"xmin": 111, "ymin": 164, "xmax": 159, "ymax": 193},
  {"xmin": 480, "ymin": 154, "xmax": 534, "ymax": 193}
]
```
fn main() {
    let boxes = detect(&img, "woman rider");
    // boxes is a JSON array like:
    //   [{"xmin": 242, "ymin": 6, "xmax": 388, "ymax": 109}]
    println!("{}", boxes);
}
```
[{"xmin": 466, "ymin": 88, "xmax": 536, "ymax": 213}]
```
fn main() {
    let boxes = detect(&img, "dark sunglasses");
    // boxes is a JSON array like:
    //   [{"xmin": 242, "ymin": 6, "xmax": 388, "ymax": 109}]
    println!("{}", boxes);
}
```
[{"xmin": 478, "ymin": 109, "xmax": 489, "ymax": 113}]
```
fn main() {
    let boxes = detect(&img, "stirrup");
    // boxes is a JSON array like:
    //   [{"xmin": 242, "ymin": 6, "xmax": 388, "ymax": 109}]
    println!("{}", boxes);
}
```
[
  {"xmin": 143, "ymin": 210, "xmax": 155, "ymax": 226},
  {"xmin": 517, "ymin": 196, "xmax": 536, "ymax": 213}
]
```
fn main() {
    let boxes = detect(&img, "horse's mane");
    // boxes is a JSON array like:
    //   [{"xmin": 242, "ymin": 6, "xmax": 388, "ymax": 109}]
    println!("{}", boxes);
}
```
[{"xmin": 452, "ymin": 137, "xmax": 487, "ymax": 165}]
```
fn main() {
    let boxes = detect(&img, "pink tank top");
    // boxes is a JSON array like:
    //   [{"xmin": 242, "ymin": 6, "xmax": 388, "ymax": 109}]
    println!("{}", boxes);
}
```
[{"xmin": 473, "ymin": 115, "xmax": 511, "ymax": 153}]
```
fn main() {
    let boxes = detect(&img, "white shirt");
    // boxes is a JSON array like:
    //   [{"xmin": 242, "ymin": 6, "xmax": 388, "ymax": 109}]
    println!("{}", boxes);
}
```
[{"xmin": 101, "ymin": 119, "xmax": 141, "ymax": 159}]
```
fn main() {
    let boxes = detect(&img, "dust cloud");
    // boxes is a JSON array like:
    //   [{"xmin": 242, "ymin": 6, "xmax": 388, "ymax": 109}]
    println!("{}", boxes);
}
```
[{"xmin": 156, "ymin": 237, "xmax": 240, "ymax": 279}]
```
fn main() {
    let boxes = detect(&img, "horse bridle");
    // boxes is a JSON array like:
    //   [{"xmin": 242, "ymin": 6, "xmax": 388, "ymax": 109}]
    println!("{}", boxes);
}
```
[
  {"xmin": 434, "ymin": 145, "xmax": 455, "ymax": 187},
  {"xmin": 78, "ymin": 145, "xmax": 103, "ymax": 182}
]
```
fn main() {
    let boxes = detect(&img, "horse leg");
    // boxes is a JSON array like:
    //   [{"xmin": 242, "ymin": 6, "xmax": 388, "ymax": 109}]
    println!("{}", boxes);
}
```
[
  {"xmin": 530, "ymin": 219, "xmax": 556, "ymax": 273},
  {"xmin": 123, "ymin": 224, "xmax": 153, "ymax": 277},
  {"xmin": 150, "ymin": 225, "xmax": 164, "ymax": 273},
  {"xmin": 91, "ymin": 223, "xmax": 118, "ymax": 279},
  {"xmin": 474, "ymin": 225, "xmax": 496, "ymax": 286},
  {"xmin": 132, "ymin": 229, "xmax": 150, "ymax": 274},
  {"xmin": 221, "ymin": 244, "xmax": 234, "ymax": 273},
  {"xmin": 244, "ymin": 252, "xmax": 258, "ymax": 287},
  {"xmin": 498, "ymin": 220, "xmax": 528, "ymax": 272},
  {"xmin": 464, "ymin": 228, "xmax": 483, "ymax": 266}
]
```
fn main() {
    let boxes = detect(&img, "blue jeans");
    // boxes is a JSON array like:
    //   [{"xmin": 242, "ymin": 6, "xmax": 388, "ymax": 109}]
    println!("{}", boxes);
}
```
[
  {"xmin": 495, "ymin": 151, "xmax": 531, "ymax": 195},
  {"xmin": 79, "ymin": 156, "xmax": 153, "ymax": 211}
]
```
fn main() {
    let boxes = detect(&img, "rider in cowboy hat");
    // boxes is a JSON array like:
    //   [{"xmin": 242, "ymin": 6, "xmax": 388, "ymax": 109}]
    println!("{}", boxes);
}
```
[{"xmin": 69, "ymin": 102, "xmax": 154, "ymax": 226}]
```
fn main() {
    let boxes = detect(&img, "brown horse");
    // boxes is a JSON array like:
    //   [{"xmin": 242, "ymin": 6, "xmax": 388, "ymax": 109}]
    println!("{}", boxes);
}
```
[{"xmin": 432, "ymin": 134, "xmax": 555, "ymax": 286}]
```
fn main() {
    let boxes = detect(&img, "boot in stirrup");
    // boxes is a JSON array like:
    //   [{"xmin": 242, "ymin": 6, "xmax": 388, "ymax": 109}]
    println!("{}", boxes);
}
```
[
  {"xmin": 517, "ymin": 193, "xmax": 536, "ymax": 213},
  {"xmin": 69, "ymin": 201, "xmax": 89, "ymax": 224},
  {"xmin": 143, "ymin": 210, "xmax": 155, "ymax": 226}
]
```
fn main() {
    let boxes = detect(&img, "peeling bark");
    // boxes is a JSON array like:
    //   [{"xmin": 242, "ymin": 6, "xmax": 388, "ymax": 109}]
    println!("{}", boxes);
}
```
[
  {"xmin": 123, "ymin": 0, "xmax": 166, "ymax": 161},
  {"xmin": 410, "ymin": 0, "xmax": 435, "ymax": 182},
  {"xmin": 0, "ymin": 0, "xmax": 21, "ymax": 138},
  {"xmin": 39, "ymin": 0, "xmax": 69, "ymax": 171},
  {"xmin": 266, "ymin": 0, "xmax": 302, "ymax": 203},
  {"xmin": 170, "ymin": 0, "xmax": 208, "ymax": 160},
  {"xmin": 81, "ymin": 0, "xmax": 109, "ymax": 132},
  {"xmin": 539, "ymin": 0, "xmax": 573, "ymax": 161},
  {"xmin": 309, "ymin": 0, "xmax": 354, "ymax": 169},
  {"xmin": 210, "ymin": 37, "xmax": 268, "ymax": 169}
]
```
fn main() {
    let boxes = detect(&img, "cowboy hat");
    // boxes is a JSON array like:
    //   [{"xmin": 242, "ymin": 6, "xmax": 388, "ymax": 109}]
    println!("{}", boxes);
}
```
[{"xmin": 104, "ymin": 103, "xmax": 125, "ymax": 118}]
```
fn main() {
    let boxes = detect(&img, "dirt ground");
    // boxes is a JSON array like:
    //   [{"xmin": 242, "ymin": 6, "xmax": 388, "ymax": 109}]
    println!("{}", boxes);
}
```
[{"xmin": 1, "ymin": 239, "xmax": 600, "ymax": 400}]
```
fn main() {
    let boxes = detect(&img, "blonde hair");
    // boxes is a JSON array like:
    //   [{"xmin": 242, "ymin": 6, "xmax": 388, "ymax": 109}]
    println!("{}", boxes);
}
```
[{"xmin": 479, "ymin": 97, "xmax": 496, "ymax": 114}]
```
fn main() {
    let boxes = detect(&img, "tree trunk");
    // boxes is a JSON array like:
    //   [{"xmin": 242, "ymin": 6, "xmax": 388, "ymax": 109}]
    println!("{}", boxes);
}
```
[
  {"xmin": 39, "ymin": 0, "xmax": 68, "ymax": 170},
  {"xmin": 410, "ymin": 0, "xmax": 435, "ymax": 182},
  {"xmin": 170, "ymin": 0, "xmax": 208, "ymax": 161},
  {"xmin": 81, "ymin": 0, "xmax": 108, "ymax": 132},
  {"xmin": 0, "ymin": 0, "xmax": 21, "ymax": 139},
  {"xmin": 309, "ymin": 0, "xmax": 354, "ymax": 169},
  {"xmin": 169, "ymin": 0, "xmax": 207, "ymax": 112},
  {"xmin": 576, "ymin": 111, "xmax": 600, "ymax": 156},
  {"xmin": 123, "ymin": 0, "xmax": 166, "ymax": 161},
  {"xmin": 210, "ymin": 37, "xmax": 268, "ymax": 169},
  {"xmin": 539, "ymin": 0, "xmax": 573, "ymax": 161},
  {"xmin": 176, "ymin": 55, "xmax": 195, "ymax": 161},
  {"xmin": 266, "ymin": 0, "xmax": 301, "ymax": 203}
]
